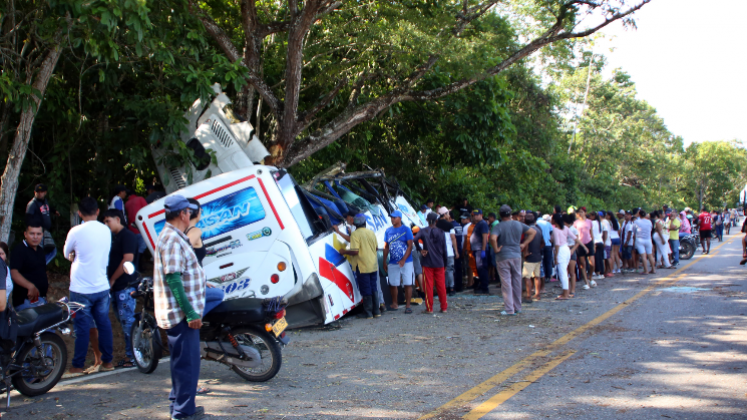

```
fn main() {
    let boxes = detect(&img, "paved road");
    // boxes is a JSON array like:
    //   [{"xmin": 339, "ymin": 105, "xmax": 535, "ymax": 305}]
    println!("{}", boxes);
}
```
[{"xmin": 3, "ymin": 232, "xmax": 746, "ymax": 420}]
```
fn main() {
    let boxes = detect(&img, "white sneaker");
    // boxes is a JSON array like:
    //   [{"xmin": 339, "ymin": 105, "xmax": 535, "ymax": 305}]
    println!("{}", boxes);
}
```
[
  {"xmin": 582, "ymin": 284, "xmax": 591, "ymax": 290},
  {"xmin": 590, "ymin": 280, "xmax": 598, "ymax": 287},
  {"xmin": 593, "ymin": 274, "xmax": 603, "ymax": 280}
]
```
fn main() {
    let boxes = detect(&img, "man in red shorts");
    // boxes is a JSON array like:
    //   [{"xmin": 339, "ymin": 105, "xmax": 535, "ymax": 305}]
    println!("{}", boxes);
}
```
[{"xmin": 698, "ymin": 206, "xmax": 712, "ymax": 255}]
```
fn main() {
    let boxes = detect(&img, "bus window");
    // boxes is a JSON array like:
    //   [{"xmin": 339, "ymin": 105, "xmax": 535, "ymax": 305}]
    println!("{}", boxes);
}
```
[{"xmin": 273, "ymin": 170, "xmax": 318, "ymax": 240}]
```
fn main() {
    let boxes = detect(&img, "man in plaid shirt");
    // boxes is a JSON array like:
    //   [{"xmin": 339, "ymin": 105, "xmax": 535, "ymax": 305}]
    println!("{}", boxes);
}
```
[{"xmin": 153, "ymin": 195, "xmax": 206, "ymax": 420}]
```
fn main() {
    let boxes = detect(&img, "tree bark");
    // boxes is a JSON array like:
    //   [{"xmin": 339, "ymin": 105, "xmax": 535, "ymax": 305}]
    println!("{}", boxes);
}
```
[{"xmin": 0, "ymin": 40, "xmax": 64, "ymax": 242}]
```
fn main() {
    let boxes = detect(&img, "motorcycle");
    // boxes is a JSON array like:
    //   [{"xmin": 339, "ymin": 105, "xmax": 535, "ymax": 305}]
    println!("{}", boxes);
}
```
[
  {"xmin": 679, "ymin": 232, "xmax": 700, "ymax": 260},
  {"xmin": 126, "ymin": 263, "xmax": 289, "ymax": 382},
  {"xmin": 0, "ymin": 298, "xmax": 84, "ymax": 411}
]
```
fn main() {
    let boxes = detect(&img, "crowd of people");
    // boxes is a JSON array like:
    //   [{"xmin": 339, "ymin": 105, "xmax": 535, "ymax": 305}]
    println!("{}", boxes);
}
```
[{"xmin": 372, "ymin": 199, "xmax": 743, "ymax": 316}]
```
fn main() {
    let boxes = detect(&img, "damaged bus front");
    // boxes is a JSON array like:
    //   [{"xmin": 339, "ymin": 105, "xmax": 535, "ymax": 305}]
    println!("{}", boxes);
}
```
[{"xmin": 137, "ymin": 86, "xmax": 423, "ymax": 328}]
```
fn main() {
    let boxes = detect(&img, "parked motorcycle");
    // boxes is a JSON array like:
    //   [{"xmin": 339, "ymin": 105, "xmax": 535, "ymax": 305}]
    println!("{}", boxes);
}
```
[
  {"xmin": 126, "ymin": 263, "xmax": 289, "ymax": 382},
  {"xmin": 679, "ymin": 232, "xmax": 700, "ymax": 260},
  {"xmin": 0, "ymin": 298, "xmax": 84, "ymax": 411}
]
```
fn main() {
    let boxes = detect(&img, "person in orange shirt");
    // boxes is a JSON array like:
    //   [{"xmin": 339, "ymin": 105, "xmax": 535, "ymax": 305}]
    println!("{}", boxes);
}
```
[{"xmin": 462, "ymin": 216, "xmax": 478, "ymax": 287}]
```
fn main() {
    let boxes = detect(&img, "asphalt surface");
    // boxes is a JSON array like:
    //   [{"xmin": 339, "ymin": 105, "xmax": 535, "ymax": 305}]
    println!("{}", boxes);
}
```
[{"xmin": 3, "ymin": 231, "xmax": 746, "ymax": 420}]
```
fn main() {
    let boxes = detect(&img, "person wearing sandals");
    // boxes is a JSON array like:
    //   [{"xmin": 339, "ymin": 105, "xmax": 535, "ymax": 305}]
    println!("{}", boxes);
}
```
[
  {"xmin": 383, "ymin": 211, "xmax": 415, "ymax": 314},
  {"xmin": 103, "ymin": 209, "xmax": 139, "ymax": 369},
  {"xmin": 63, "ymin": 197, "xmax": 115, "ymax": 377}
]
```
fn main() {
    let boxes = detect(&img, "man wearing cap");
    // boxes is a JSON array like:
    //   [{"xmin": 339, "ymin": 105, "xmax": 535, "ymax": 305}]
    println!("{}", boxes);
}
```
[
  {"xmin": 436, "ymin": 207, "xmax": 459, "ymax": 296},
  {"xmin": 414, "ymin": 212, "xmax": 449, "ymax": 313},
  {"xmin": 490, "ymin": 205, "xmax": 535, "ymax": 315},
  {"xmin": 25, "ymin": 183, "xmax": 60, "ymax": 264},
  {"xmin": 470, "ymin": 209, "xmax": 490, "ymax": 294},
  {"xmin": 383, "ymin": 211, "xmax": 414, "ymax": 313},
  {"xmin": 340, "ymin": 215, "xmax": 381, "ymax": 319},
  {"xmin": 153, "ymin": 195, "xmax": 206, "ymax": 420}
]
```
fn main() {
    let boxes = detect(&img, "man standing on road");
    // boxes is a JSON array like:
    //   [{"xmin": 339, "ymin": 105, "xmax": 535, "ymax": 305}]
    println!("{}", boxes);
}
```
[
  {"xmin": 698, "ymin": 206, "xmax": 712, "ymax": 254},
  {"xmin": 383, "ymin": 211, "xmax": 414, "ymax": 314},
  {"xmin": 25, "ymin": 183, "xmax": 60, "ymax": 264},
  {"xmin": 521, "ymin": 212, "xmax": 544, "ymax": 303},
  {"xmin": 437, "ymin": 208, "xmax": 459, "ymax": 296},
  {"xmin": 10, "ymin": 224, "xmax": 48, "ymax": 310},
  {"xmin": 536, "ymin": 214, "xmax": 554, "ymax": 290},
  {"xmin": 341, "ymin": 215, "xmax": 381, "ymax": 319},
  {"xmin": 153, "ymin": 195, "xmax": 206, "ymax": 420},
  {"xmin": 668, "ymin": 209, "xmax": 681, "ymax": 267},
  {"xmin": 413, "ymin": 213, "xmax": 448, "ymax": 313},
  {"xmin": 470, "ymin": 209, "xmax": 490, "ymax": 295},
  {"xmin": 63, "ymin": 197, "xmax": 115, "ymax": 376},
  {"xmin": 452, "ymin": 211, "xmax": 464, "ymax": 292},
  {"xmin": 103, "ymin": 209, "xmax": 139, "ymax": 368},
  {"xmin": 490, "ymin": 205, "xmax": 535, "ymax": 316}
]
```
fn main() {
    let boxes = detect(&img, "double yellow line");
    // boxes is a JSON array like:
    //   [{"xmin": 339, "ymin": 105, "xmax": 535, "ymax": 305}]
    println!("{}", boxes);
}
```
[{"xmin": 419, "ymin": 236, "xmax": 738, "ymax": 420}]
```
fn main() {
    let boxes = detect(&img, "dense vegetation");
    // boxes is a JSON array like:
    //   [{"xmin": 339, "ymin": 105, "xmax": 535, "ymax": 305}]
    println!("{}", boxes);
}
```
[{"xmin": 2, "ymin": 0, "xmax": 745, "ymax": 252}]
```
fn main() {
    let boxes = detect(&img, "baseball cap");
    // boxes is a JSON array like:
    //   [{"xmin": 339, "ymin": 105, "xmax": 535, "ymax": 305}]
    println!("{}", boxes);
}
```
[
  {"xmin": 390, "ymin": 210, "xmax": 403, "ymax": 218},
  {"xmin": 597, "ymin": 211, "xmax": 605, "ymax": 217},
  {"xmin": 567, "ymin": 206, "xmax": 577, "ymax": 214},
  {"xmin": 437, "ymin": 206, "xmax": 449, "ymax": 216},
  {"xmin": 460, "ymin": 213, "xmax": 469, "ymax": 220},
  {"xmin": 353, "ymin": 214, "xmax": 367, "ymax": 226},
  {"xmin": 579, "ymin": 206, "xmax": 587, "ymax": 212},
  {"xmin": 618, "ymin": 209, "xmax": 625, "ymax": 214},
  {"xmin": 472, "ymin": 209, "xmax": 483, "ymax": 215},
  {"xmin": 34, "ymin": 183, "xmax": 47, "ymax": 192},
  {"xmin": 426, "ymin": 212, "xmax": 439, "ymax": 222},
  {"xmin": 665, "ymin": 209, "xmax": 673, "ymax": 215},
  {"xmin": 164, "ymin": 195, "xmax": 198, "ymax": 213},
  {"xmin": 420, "ymin": 205, "xmax": 428, "ymax": 211},
  {"xmin": 499, "ymin": 204, "xmax": 512, "ymax": 217}
]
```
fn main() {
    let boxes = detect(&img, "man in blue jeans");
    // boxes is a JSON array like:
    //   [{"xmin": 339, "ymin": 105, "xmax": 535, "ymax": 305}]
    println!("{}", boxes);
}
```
[
  {"xmin": 103, "ymin": 209, "xmax": 138, "ymax": 367},
  {"xmin": 153, "ymin": 195, "xmax": 206, "ymax": 420},
  {"xmin": 63, "ymin": 197, "xmax": 114, "ymax": 376}
]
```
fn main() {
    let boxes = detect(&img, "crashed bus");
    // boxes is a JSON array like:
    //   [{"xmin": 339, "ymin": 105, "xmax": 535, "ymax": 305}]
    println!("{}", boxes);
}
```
[{"xmin": 135, "ymin": 85, "xmax": 424, "ymax": 328}]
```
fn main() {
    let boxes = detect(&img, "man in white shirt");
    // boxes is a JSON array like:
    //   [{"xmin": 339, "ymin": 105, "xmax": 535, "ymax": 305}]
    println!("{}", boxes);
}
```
[{"xmin": 63, "ymin": 197, "xmax": 114, "ymax": 376}]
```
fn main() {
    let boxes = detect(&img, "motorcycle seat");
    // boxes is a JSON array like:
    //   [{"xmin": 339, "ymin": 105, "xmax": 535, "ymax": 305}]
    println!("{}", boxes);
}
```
[
  {"xmin": 204, "ymin": 297, "xmax": 265, "ymax": 324},
  {"xmin": 16, "ymin": 304, "xmax": 65, "ymax": 337}
]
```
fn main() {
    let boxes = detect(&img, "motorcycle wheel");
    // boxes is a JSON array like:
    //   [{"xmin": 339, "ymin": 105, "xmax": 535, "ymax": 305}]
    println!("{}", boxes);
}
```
[
  {"xmin": 11, "ymin": 332, "xmax": 67, "ymax": 397},
  {"xmin": 680, "ymin": 241, "xmax": 695, "ymax": 260},
  {"xmin": 229, "ymin": 326, "xmax": 282, "ymax": 382},
  {"xmin": 131, "ymin": 318, "xmax": 161, "ymax": 374}
]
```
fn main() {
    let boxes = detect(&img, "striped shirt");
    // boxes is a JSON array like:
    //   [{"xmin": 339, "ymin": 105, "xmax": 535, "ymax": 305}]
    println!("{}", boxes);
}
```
[{"xmin": 153, "ymin": 223, "xmax": 206, "ymax": 329}]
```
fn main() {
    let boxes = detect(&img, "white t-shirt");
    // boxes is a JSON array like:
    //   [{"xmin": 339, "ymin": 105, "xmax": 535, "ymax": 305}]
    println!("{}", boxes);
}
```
[
  {"xmin": 444, "ymin": 229, "xmax": 455, "ymax": 258},
  {"xmin": 591, "ymin": 220, "xmax": 606, "ymax": 244},
  {"xmin": 602, "ymin": 219, "xmax": 617, "ymax": 246},
  {"xmin": 63, "ymin": 220, "xmax": 112, "ymax": 294},
  {"xmin": 634, "ymin": 218, "xmax": 653, "ymax": 241},
  {"xmin": 568, "ymin": 226, "xmax": 579, "ymax": 247},
  {"xmin": 608, "ymin": 220, "xmax": 620, "ymax": 241}
]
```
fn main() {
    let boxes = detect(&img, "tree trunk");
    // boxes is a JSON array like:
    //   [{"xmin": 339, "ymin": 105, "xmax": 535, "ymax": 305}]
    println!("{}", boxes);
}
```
[{"xmin": 0, "ymin": 42, "xmax": 64, "ymax": 242}]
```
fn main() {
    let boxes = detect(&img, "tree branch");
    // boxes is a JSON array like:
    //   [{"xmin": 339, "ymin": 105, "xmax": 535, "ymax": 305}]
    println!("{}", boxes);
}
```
[
  {"xmin": 189, "ymin": 0, "xmax": 282, "ymax": 118},
  {"xmin": 297, "ymin": 77, "xmax": 348, "ymax": 133},
  {"xmin": 282, "ymin": 0, "xmax": 652, "ymax": 167}
]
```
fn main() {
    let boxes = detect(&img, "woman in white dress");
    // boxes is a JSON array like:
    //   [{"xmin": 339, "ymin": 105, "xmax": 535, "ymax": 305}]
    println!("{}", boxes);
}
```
[{"xmin": 652, "ymin": 211, "xmax": 672, "ymax": 269}]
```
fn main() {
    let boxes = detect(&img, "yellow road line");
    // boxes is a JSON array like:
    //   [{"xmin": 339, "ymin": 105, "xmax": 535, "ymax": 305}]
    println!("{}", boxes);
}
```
[
  {"xmin": 462, "ymin": 351, "xmax": 577, "ymax": 420},
  {"xmin": 418, "ymin": 236, "xmax": 737, "ymax": 420}
]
